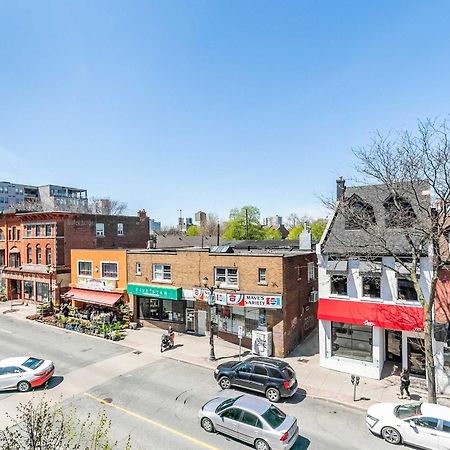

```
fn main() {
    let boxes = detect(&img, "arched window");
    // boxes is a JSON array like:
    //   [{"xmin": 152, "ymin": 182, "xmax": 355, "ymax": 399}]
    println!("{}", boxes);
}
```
[
  {"xmin": 27, "ymin": 245, "xmax": 32, "ymax": 264},
  {"xmin": 36, "ymin": 245, "xmax": 42, "ymax": 265},
  {"xmin": 384, "ymin": 195, "xmax": 416, "ymax": 227},
  {"xmin": 0, "ymin": 229, "xmax": 4, "ymax": 241},
  {"xmin": 344, "ymin": 195, "xmax": 376, "ymax": 230},
  {"xmin": 45, "ymin": 245, "xmax": 52, "ymax": 265}
]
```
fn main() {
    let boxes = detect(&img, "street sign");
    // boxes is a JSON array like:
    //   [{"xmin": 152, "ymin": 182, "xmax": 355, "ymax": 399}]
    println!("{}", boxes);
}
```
[
  {"xmin": 238, "ymin": 326, "xmax": 244, "ymax": 339},
  {"xmin": 210, "ymin": 306, "xmax": 217, "ymax": 324}
]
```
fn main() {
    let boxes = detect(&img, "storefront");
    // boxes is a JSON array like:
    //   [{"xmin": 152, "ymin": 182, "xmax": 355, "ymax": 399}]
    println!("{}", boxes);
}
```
[
  {"xmin": 318, "ymin": 298, "xmax": 425, "ymax": 379},
  {"xmin": 128, "ymin": 283, "xmax": 193, "ymax": 332}
]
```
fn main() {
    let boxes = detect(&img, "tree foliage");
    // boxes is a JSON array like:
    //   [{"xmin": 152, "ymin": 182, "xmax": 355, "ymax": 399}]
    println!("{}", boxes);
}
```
[
  {"xmin": 0, "ymin": 395, "xmax": 131, "ymax": 450},
  {"xmin": 89, "ymin": 197, "xmax": 128, "ymax": 216},
  {"xmin": 223, "ymin": 206, "xmax": 265, "ymax": 240},
  {"xmin": 287, "ymin": 225, "xmax": 304, "ymax": 240},
  {"xmin": 186, "ymin": 225, "xmax": 200, "ymax": 236},
  {"xmin": 310, "ymin": 219, "xmax": 327, "ymax": 241},
  {"xmin": 263, "ymin": 228, "xmax": 282, "ymax": 240}
]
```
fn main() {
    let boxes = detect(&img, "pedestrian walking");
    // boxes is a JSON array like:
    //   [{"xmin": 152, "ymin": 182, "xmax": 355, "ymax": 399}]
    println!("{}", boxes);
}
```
[{"xmin": 399, "ymin": 368, "xmax": 411, "ymax": 399}]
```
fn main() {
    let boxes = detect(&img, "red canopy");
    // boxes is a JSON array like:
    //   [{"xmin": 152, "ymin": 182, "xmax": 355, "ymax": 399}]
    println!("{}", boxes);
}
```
[
  {"xmin": 318, "ymin": 298, "xmax": 424, "ymax": 332},
  {"xmin": 64, "ymin": 288, "xmax": 122, "ymax": 307}
]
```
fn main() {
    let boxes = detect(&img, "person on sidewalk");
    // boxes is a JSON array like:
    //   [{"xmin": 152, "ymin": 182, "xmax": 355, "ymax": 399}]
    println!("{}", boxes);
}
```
[
  {"xmin": 168, "ymin": 326, "xmax": 175, "ymax": 347},
  {"xmin": 399, "ymin": 368, "xmax": 411, "ymax": 399}
]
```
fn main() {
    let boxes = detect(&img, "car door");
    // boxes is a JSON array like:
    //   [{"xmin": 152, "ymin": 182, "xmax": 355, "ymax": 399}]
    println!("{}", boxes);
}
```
[
  {"xmin": 238, "ymin": 410, "xmax": 264, "ymax": 444},
  {"xmin": 439, "ymin": 420, "xmax": 450, "ymax": 450},
  {"xmin": 0, "ymin": 367, "xmax": 22, "ymax": 390},
  {"xmin": 233, "ymin": 363, "xmax": 254, "ymax": 389},
  {"xmin": 403, "ymin": 416, "xmax": 440, "ymax": 449},
  {"xmin": 250, "ymin": 364, "xmax": 269, "ymax": 393},
  {"xmin": 216, "ymin": 407, "xmax": 243, "ymax": 439}
]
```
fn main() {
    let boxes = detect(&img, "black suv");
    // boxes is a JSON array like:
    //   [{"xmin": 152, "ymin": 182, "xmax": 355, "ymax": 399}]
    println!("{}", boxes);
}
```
[{"xmin": 214, "ymin": 356, "xmax": 298, "ymax": 403}]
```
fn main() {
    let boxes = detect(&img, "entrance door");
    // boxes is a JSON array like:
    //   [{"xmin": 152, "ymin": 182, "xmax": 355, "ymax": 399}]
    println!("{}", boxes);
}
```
[
  {"xmin": 386, "ymin": 330, "xmax": 402, "ymax": 363},
  {"xmin": 408, "ymin": 337, "xmax": 426, "ymax": 376},
  {"xmin": 186, "ymin": 309, "xmax": 195, "ymax": 333}
]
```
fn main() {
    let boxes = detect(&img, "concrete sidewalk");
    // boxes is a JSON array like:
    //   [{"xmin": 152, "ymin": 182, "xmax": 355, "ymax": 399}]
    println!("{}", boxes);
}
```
[{"xmin": 1, "ymin": 302, "xmax": 447, "ymax": 412}]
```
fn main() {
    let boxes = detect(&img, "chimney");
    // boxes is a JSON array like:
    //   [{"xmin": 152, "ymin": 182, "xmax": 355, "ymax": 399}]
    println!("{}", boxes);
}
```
[
  {"xmin": 299, "ymin": 223, "xmax": 312, "ymax": 251},
  {"xmin": 336, "ymin": 176, "xmax": 346, "ymax": 201},
  {"xmin": 138, "ymin": 209, "xmax": 147, "ymax": 222}
]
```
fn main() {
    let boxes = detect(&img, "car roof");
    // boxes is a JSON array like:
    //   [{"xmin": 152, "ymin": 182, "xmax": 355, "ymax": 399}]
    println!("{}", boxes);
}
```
[
  {"xmin": 245, "ymin": 356, "xmax": 288, "ymax": 369},
  {"xmin": 234, "ymin": 394, "xmax": 273, "ymax": 415},
  {"xmin": 0, "ymin": 357, "xmax": 29, "ymax": 367},
  {"xmin": 421, "ymin": 403, "xmax": 450, "ymax": 421}
]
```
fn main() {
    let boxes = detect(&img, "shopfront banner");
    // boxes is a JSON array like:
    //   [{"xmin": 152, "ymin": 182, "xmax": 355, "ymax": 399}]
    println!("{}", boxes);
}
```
[{"xmin": 127, "ymin": 283, "xmax": 182, "ymax": 300}]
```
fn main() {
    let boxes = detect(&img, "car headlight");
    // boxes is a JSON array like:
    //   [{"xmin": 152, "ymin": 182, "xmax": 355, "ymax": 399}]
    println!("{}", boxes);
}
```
[{"xmin": 366, "ymin": 415, "xmax": 379, "ymax": 428}]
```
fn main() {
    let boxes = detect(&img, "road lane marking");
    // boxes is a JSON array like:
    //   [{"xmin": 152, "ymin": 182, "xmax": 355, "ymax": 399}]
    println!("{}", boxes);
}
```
[
  {"xmin": 0, "ymin": 329, "xmax": 12, "ymax": 334},
  {"xmin": 83, "ymin": 392, "xmax": 219, "ymax": 450}
]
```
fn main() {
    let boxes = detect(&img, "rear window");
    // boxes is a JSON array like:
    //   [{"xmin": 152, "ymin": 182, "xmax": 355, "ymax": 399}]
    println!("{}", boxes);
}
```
[
  {"xmin": 262, "ymin": 404, "xmax": 286, "ymax": 429},
  {"xmin": 215, "ymin": 396, "xmax": 242, "ymax": 414},
  {"xmin": 282, "ymin": 367, "xmax": 295, "ymax": 380},
  {"xmin": 22, "ymin": 357, "xmax": 44, "ymax": 370},
  {"xmin": 395, "ymin": 403, "xmax": 422, "ymax": 419}
]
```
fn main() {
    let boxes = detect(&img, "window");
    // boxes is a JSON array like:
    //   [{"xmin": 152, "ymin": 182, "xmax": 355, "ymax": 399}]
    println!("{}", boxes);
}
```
[
  {"xmin": 215, "ymin": 267, "xmax": 238, "ymax": 287},
  {"xmin": 345, "ymin": 197, "xmax": 376, "ymax": 230},
  {"xmin": 258, "ymin": 268, "xmax": 267, "ymax": 284},
  {"xmin": 153, "ymin": 264, "xmax": 171, "ymax": 282},
  {"xmin": 267, "ymin": 367, "xmax": 283, "ymax": 379},
  {"xmin": 253, "ymin": 365, "xmax": 267, "ymax": 376},
  {"xmin": 25, "ymin": 225, "xmax": 32, "ymax": 237},
  {"xmin": 78, "ymin": 261, "xmax": 92, "ymax": 277},
  {"xmin": 442, "ymin": 421, "xmax": 450, "ymax": 433},
  {"xmin": 330, "ymin": 275, "xmax": 347, "ymax": 296},
  {"xmin": 24, "ymin": 281, "xmax": 33, "ymax": 299},
  {"xmin": 413, "ymin": 417, "xmax": 439, "ymax": 429},
  {"xmin": 27, "ymin": 246, "xmax": 32, "ymax": 264},
  {"xmin": 45, "ymin": 224, "xmax": 52, "ymax": 236},
  {"xmin": 35, "ymin": 225, "xmax": 41, "ymax": 236},
  {"xmin": 36, "ymin": 282, "xmax": 49, "ymax": 302},
  {"xmin": 45, "ymin": 246, "xmax": 52, "ymax": 265},
  {"xmin": 398, "ymin": 278, "xmax": 418, "ymax": 301},
  {"xmin": 221, "ymin": 408, "xmax": 242, "ymax": 421},
  {"xmin": 384, "ymin": 196, "xmax": 416, "ymax": 227},
  {"xmin": 36, "ymin": 246, "xmax": 42, "ymax": 264},
  {"xmin": 307, "ymin": 262, "xmax": 316, "ymax": 282},
  {"xmin": 117, "ymin": 223, "xmax": 124, "ymax": 236},
  {"xmin": 0, "ymin": 229, "xmax": 4, "ymax": 240},
  {"xmin": 331, "ymin": 322, "xmax": 373, "ymax": 362},
  {"xmin": 138, "ymin": 297, "xmax": 185, "ymax": 323},
  {"xmin": 12, "ymin": 226, "xmax": 16, "ymax": 241},
  {"xmin": 136, "ymin": 262, "xmax": 142, "ymax": 275},
  {"xmin": 22, "ymin": 358, "xmax": 44, "ymax": 370},
  {"xmin": 241, "ymin": 411, "xmax": 262, "ymax": 428},
  {"xmin": 362, "ymin": 276, "xmax": 381, "ymax": 298},
  {"xmin": 236, "ymin": 363, "xmax": 253, "ymax": 373},
  {"xmin": 101, "ymin": 262, "xmax": 118, "ymax": 279},
  {"xmin": 261, "ymin": 405, "xmax": 286, "ymax": 429},
  {"xmin": 96, "ymin": 223, "xmax": 104, "ymax": 237}
]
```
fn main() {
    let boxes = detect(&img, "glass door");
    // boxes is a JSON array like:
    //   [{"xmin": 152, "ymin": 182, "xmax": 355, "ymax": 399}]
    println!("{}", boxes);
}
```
[
  {"xmin": 408, "ymin": 337, "xmax": 425, "ymax": 376},
  {"xmin": 386, "ymin": 330, "xmax": 402, "ymax": 363}
]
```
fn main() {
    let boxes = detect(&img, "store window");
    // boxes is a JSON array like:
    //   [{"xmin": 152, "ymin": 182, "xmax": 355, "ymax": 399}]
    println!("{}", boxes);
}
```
[
  {"xmin": 362, "ymin": 276, "xmax": 381, "ymax": 298},
  {"xmin": 138, "ymin": 297, "xmax": 185, "ymax": 323},
  {"xmin": 398, "ymin": 278, "xmax": 418, "ymax": 301},
  {"xmin": 215, "ymin": 267, "xmax": 238, "ymax": 288},
  {"xmin": 330, "ymin": 275, "xmax": 347, "ymax": 296},
  {"xmin": 153, "ymin": 264, "xmax": 171, "ymax": 282},
  {"xmin": 217, "ymin": 306, "xmax": 260, "ymax": 338},
  {"xmin": 78, "ymin": 261, "xmax": 92, "ymax": 277},
  {"xmin": 102, "ymin": 262, "xmax": 118, "ymax": 279},
  {"xmin": 24, "ymin": 281, "xmax": 34, "ymax": 300},
  {"xmin": 331, "ymin": 322, "xmax": 373, "ymax": 362},
  {"xmin": 36, "ymin": 282, "xmax": 49, "ymax": 302}
]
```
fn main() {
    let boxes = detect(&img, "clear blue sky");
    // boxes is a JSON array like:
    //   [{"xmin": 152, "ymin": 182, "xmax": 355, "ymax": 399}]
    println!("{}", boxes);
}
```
[{"xmin": 1, "ymin": 1, "xmax": 450, "ymax": 226}]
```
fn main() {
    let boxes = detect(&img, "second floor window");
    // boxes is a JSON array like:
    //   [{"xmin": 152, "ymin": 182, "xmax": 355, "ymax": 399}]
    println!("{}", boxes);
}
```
[
  {"xmin": 215, "ymin": 267, "xmax": 238, "ymax": 287},
  {"xmin": 45, "ymin": 225, "xmax": 52, "ymax": 237},
  {"xmin": 46, "ymin": 247, "xmax": 52, "ymax": 265},
  {"xmin": 35, "ymin": 225, "xmax": 41, "ymax": 236},
  {"xmin": 27, "ymin": 246, "xmax": 32, "ymax": 264},
  {"xmin": 78, "ymin": 261, "xmax": 92, "ymax": 277},
  {"xmin": 362, "ymin": 276, "xmax": 381, "ymax": 298},
  {"xmin": 258, "ymin": 268, "xmax": 267, "ymax": 284},
  {"xmin": 398, "ymin": 278, "xmax": 418, "ymax": 302},
  {"xmin": 25, "ymin": 225, "xmax": 32, "ymax": 237},
  {"xmin": 96, "ymin": 223, "xmax": 105, "ymax": 237},
  {"xmin": 117, "ymin": 223, "xmax": 124, "ymax": 236},
  {"xmin": 307, "ymin": 262, "xmax": 316, "ymax": 282},
  {"xmin": 330, "ymin": 275, "xmax": 347, "ymax": 296},
  {"xmin": 102, "ymin": 262, "xmax": 118, "ymax": 279},
  {"xmin": 153, "ymin": 264, "xmax": 171, "ymax": 281},
  {"xmin": 36, "ymin": 246, "xmax": 42, "ymax": 265},
  {"xmin": 136, "ymin": 262, "xmax": 142, "ymax": 275}
]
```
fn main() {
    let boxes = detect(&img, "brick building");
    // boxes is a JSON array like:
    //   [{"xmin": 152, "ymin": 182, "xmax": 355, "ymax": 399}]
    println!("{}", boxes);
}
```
[
  {"xmin": 126, "ymin": 239, "xmax": 317, "ymax": 357},
  {"xmin": 0, "ymin": 210, "xmax": 149, "ymax": 305}
]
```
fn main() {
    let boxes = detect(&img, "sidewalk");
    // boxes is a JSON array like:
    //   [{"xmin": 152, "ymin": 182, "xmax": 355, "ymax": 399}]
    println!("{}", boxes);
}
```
[{"xmin": 2, "ymin": 302, "xmax": 448, "ymax": 412}]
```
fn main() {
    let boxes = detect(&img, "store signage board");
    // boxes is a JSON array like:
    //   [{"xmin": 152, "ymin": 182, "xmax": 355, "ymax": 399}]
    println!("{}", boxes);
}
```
[
  {"xmin": 127, "ymin": 283, "xmax": 182, "ymax": 300},
  {"xmin": 238, "ymin": 326, "xmax": 244, "ymax": 339},
  {"xmin": 192, "ymin": 288, "xmax": 282, "ymax": 309},
  {"xmin": 77, "ymin": 277, "xmax": 116, "ymax": 292}
]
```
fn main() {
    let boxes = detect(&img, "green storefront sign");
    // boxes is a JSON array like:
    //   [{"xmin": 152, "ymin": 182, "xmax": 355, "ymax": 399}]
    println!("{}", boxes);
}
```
[{"xmin": 127, "ymin": 283, "xmax": 182, "ymax": 300}]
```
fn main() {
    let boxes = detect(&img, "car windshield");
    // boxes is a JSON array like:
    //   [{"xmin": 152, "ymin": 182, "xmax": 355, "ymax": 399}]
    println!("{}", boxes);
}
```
[
  {"xmin": 215, "ymin": 396, "xmax": 242, "ymax": 414},
  {"xmin": 394, "ymin": 403, "xmax": 422, "ymax": 419},
  {"xmin": 22, "ymin": 357, "xmax": 44, "ymax": 370},
  {"xmin": 262, "ymin": 404, "xmax": 286, "ymax": 429}
]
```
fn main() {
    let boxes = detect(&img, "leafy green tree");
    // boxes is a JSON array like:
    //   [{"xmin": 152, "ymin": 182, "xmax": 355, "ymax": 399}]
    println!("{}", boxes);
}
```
[
  {"xmin": 263, "ymin": 228, "xmax": 282, "ymax": 240},
  {"xmin": 186, "ymin": 225, "xmax": 199, "ymax": 236},
  {"xmin": 311, "ymin": 218, "xmax": 327, "ymax": 241},
  {"xmin": 223, "ymin": 206, "xmax": 265, "ymax": 240},
  {"xmin": 287, "ymin": 225, "xmax": 304, "ymax": 240}
]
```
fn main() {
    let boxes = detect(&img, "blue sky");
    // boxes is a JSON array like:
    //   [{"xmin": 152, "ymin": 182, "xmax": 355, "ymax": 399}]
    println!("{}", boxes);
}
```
[{"xmin": 1, "ymin": 1, "xmax": 450, "ymax": 225}]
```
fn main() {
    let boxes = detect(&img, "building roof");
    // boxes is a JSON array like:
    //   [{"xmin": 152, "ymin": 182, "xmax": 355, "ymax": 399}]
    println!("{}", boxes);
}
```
[{"xmin": 155, "ymin": 234, "xmax": 222, "ymax": 249}]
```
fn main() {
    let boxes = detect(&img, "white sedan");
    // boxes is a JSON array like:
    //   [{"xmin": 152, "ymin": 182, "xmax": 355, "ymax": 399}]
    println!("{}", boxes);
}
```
[
  {"xmin": 367, "ymin": 402, "xmax": 450, "ymax": 449},
  {"xmin": 0, "ymin": 356, "xmax": 55, "ymax": 392}
]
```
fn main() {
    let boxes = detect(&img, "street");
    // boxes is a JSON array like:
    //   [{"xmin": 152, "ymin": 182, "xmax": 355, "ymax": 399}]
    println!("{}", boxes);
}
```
[{"xmin": 0, "ymin": 313, "xmax": 392, "ymax": 450}]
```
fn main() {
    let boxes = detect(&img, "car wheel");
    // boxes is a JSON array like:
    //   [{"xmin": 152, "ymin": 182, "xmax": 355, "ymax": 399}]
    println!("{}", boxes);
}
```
[
  {"xmin": 17, "ymin": 381, "xmax": 31, "ymax": 393},
  {"xmin": 219, "ymin": 376, "xmax": 231, "ymax": 390},
  {"xmin": 254, "ymin": 438, "xmax": 270, "ymax": 450},
  {"xmin": 265, "ymin": 387, "xmax": 281, "ymax": 403},
  {"xmin": 381, "ymin": 426, "xmax": 402, "ymax": 445},
  {"xmin": 201, "ymin": 417, "xmax": 215, "ymax": 433}
]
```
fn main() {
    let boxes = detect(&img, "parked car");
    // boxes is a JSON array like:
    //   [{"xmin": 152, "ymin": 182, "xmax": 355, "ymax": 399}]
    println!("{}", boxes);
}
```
[
  {"xmin": 214, "ymin": 356, "xmax": 297, "ymax": 403},
  {"xmin": 199, "ymin": 394, "xmax": 299, "ymax": 450},
  {"xmin": 366, "ymin": 401, "xmax": 450, "ymax": 448},
  {"xmin": 0, "ymin": 356, "xmax": 55, "ymax": 392}
]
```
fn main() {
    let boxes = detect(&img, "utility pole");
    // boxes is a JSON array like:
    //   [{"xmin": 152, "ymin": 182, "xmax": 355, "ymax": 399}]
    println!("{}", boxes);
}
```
[{"xmin": 245, "ymin": 208, "xmax": 249, "ymax": 239}]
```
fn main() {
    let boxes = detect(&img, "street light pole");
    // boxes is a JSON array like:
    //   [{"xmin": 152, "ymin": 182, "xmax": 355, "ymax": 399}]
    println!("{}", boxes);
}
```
[
  {"xmin": 48, "ymin": 265, "xmax": 54, "ymax": 314},
  {"xmin": 202, "ymin": 276, "xmax": 219, "ymax": 361}
]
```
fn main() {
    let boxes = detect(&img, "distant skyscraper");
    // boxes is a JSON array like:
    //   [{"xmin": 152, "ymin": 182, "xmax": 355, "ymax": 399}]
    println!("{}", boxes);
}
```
[
  {"xmin": 264, "ymin": 215, "xmax": 283, "ymax": 227},
  {"xmin": 149, "ymin": 219, "xmax": 161, "ymax": 234},
  {"xmin": 195, "ymin": 211, "xmax": 206, "ymax": 226}
]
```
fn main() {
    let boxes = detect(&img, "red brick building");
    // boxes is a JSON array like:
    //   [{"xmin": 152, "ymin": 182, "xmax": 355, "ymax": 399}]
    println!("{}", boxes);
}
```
[{"xmin": 0, "ymin": 210, "xmax": 149, "ymax": 305}]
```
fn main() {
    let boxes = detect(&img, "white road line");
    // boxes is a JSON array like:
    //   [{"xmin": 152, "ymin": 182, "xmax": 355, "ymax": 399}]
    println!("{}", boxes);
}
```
[{"xmin": 0, "ymin": 329, "xmax": 12, "ymax": 334}]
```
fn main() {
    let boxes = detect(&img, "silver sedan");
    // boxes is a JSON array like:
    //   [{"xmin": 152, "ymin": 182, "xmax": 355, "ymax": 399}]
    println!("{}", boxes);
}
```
[
  {"xmin": 198, "ymin": 394, "xmax": 299, "ymax": 450},
  {"xmin": 0, "ymin": 356, "xmax": 55, "ymax": 392}
]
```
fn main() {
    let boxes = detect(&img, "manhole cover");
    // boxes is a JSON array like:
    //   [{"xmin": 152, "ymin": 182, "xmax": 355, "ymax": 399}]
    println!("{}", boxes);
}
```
[{"xmin": 102, "ymin": 398, "xmax": 113, "ymax": 404}]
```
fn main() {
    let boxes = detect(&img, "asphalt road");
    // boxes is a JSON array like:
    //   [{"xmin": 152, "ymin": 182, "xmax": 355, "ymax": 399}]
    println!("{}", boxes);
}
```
[{"xmin": 0, "ymin": 313, "xmax": 392, "ymax": 450}]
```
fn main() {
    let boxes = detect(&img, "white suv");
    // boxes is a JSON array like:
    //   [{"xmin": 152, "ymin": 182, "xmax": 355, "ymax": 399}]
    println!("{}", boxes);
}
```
[{"xmin": 366, "ymin": 402, "xmax": 450, "ymax": 449}]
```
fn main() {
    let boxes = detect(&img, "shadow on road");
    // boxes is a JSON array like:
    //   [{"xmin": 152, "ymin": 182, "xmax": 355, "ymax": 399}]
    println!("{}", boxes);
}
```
[
  {"xmin": 292, "ymin": 435, "xmax": 311, "ymax": 449},
  {"xmin": 38, "ymin": 375, "xmax": 64, "ymax": 390},
  {"xmin": 284, "ymin": 388, "xmax": 307, "ymax": 405}
]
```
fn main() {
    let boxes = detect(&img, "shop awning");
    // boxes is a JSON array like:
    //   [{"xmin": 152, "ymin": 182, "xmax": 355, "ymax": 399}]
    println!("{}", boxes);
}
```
[
  {"xmin": 64, "ymin": 288, "xmax": 122, "ymax": 307},
  {"xmin": 318, "ymin": 298, "xmax": 424, "ymax": 332}
]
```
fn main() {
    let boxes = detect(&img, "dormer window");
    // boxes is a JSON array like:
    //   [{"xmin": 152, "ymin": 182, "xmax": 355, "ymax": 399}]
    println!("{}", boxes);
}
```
[
  {"xmin": 384, "ymin": 195, "xmax": 416, "ymax": 227},
  {"xmin": 344, "ymin": 195, "xmax": 376, "ymax": 230}
]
